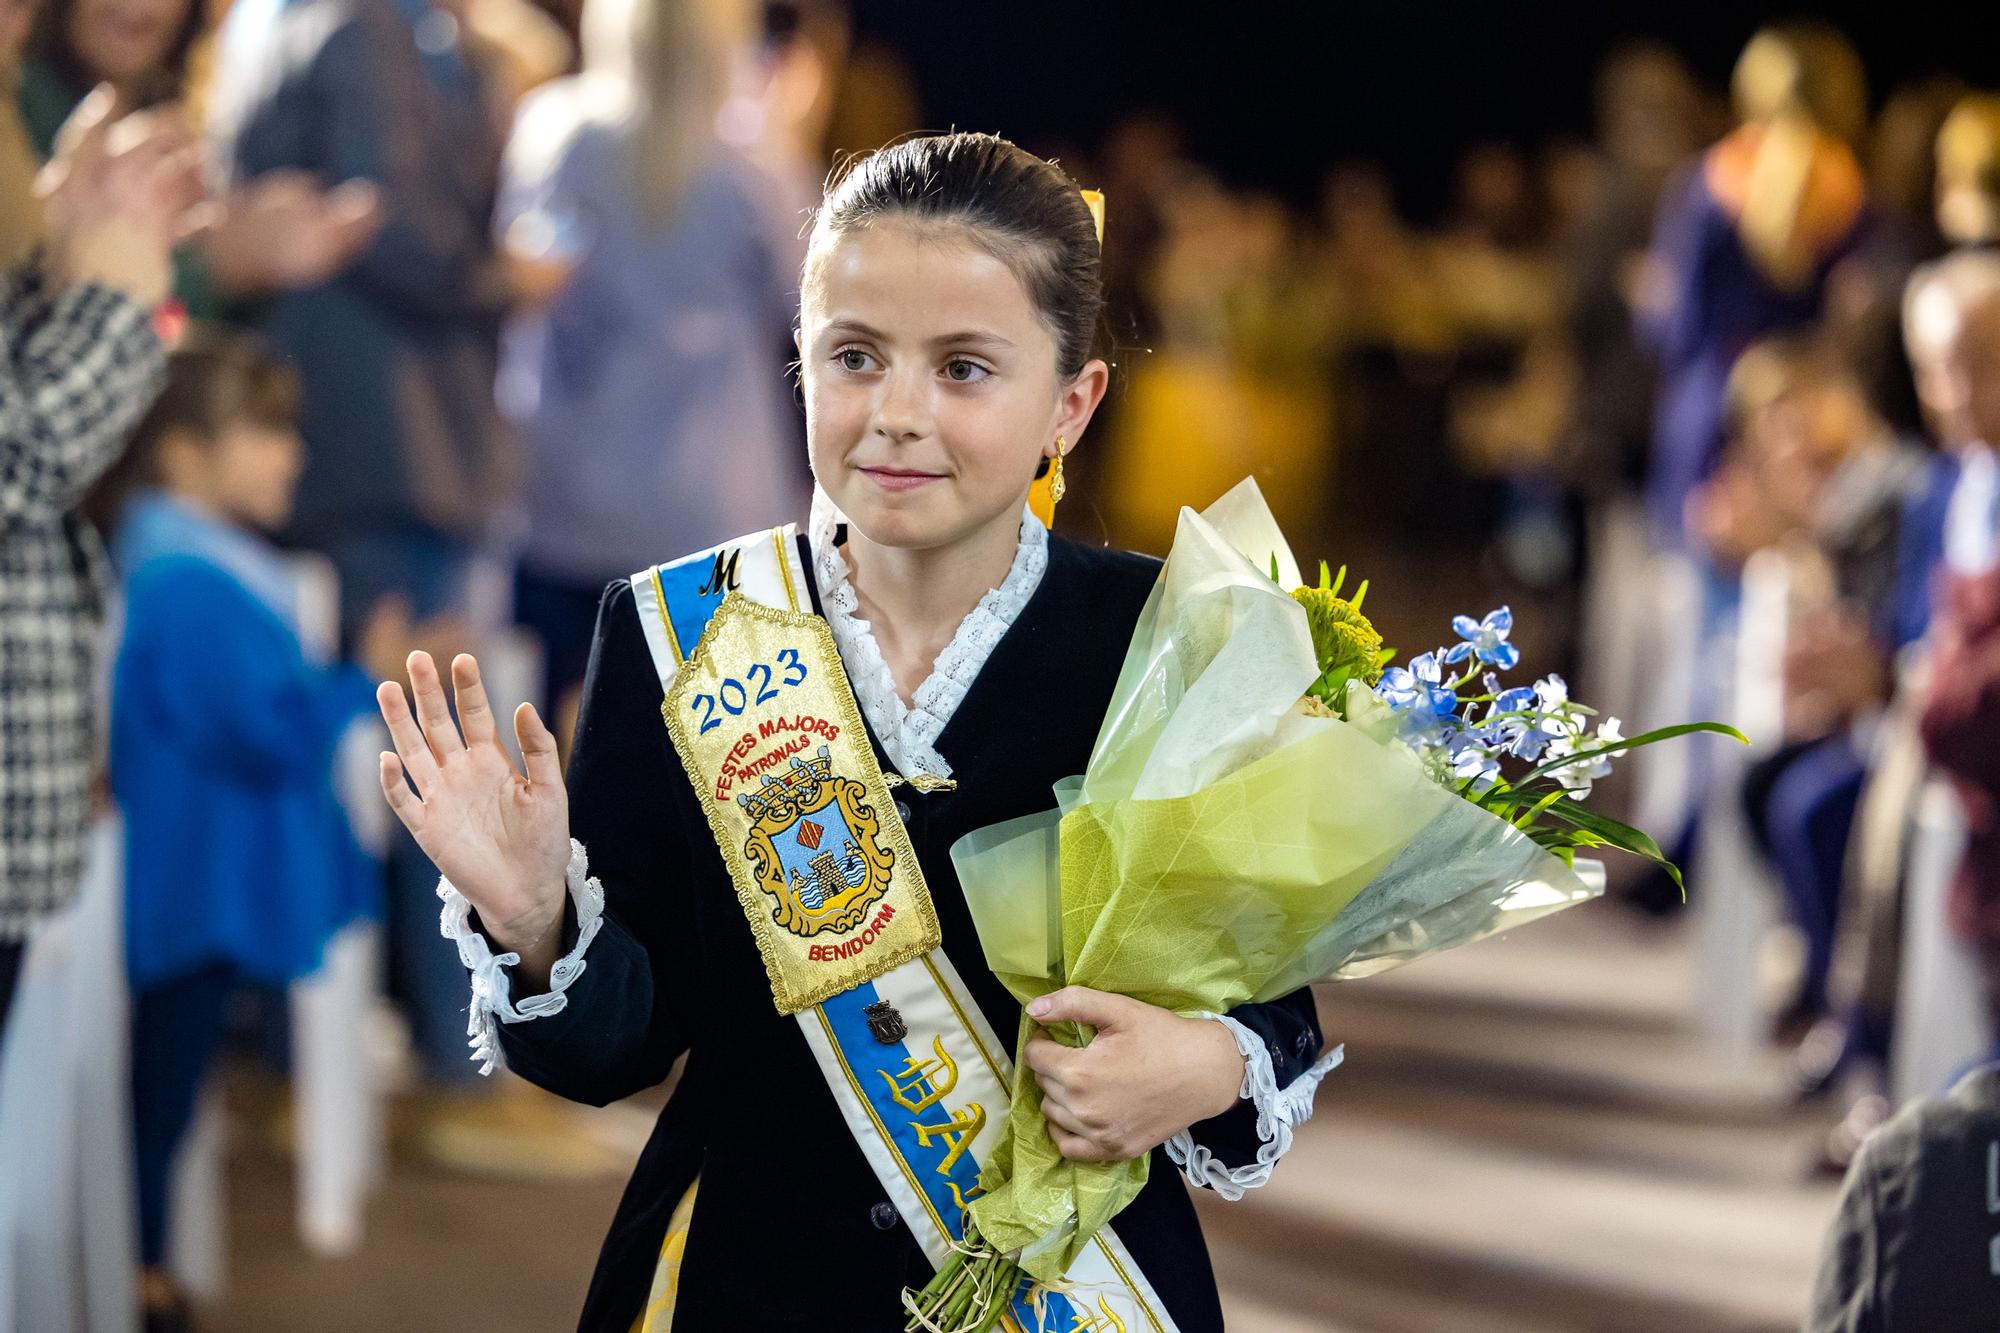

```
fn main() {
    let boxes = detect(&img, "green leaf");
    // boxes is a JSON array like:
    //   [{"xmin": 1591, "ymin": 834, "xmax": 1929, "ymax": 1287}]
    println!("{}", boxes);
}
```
[
  {"xmin": 1511, "ymin": 787, "xmax": 1569, "ymax": 829},
  {"xmin": 1539, "ymin": 797, "xmax": 1685, "ymax": 892}
]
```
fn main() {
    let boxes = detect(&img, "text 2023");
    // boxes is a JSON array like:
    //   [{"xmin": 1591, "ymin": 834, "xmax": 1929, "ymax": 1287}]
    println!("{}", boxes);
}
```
[{"xmin": 691, "ymin": 648, "xmax": 809, "ymax": 734}]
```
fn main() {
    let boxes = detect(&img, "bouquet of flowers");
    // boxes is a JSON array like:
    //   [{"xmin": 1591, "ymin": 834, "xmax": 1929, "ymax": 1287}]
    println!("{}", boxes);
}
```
[{"xmin": 904, "ymin": 479, "xmax": 1739, "ymax": 1330}]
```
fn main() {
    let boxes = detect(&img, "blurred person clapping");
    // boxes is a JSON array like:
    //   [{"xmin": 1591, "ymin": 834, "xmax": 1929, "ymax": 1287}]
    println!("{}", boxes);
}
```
[
  {"xmin": 0, "ymin": 83, "xmax": 199, "ymax": 1037},
  {"xmin": 18, "ymin": 0, "xmax": 382, "ymax": 311}
]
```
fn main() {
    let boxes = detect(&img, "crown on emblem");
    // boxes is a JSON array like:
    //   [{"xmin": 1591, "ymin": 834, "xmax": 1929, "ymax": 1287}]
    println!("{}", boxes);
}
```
[{"xmin": 737, "ymin": 745, "xmax": 837, "ymax": 822}]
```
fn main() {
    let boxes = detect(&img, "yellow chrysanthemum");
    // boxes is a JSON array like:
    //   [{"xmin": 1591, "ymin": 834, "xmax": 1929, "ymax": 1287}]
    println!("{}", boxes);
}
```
[{"xmin": 1292, "ymin": 562, "xmax": 1385, "ymax": 689}]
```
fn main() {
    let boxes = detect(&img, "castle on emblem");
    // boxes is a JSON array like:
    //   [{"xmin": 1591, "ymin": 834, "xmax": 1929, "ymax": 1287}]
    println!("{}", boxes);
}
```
[{"xmin": 739, "ymin": 746, "xmax": 897, "ymax": 936}]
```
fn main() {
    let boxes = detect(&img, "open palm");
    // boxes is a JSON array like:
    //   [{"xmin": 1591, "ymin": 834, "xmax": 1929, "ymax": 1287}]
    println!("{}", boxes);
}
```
[{"xmin": 377, "ymin": 652, "xmax": 571, "ymax": 953}]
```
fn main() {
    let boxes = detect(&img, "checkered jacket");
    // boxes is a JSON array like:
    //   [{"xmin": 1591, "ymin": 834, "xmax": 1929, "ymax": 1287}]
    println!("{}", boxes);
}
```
[{"xmin": 0, "ymin": 259, "xmax": 164, "ymax": 940}]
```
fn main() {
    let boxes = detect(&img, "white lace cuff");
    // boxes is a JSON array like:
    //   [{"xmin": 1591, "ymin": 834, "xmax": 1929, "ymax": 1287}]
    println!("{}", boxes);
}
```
[
  {"xmin": 437, "ymin": 838, "xmax": 605, "ymax": 1075},
  {"xmin": 1164, "ymin": 1012, "xmax": 1344, "ymax": 1200}
]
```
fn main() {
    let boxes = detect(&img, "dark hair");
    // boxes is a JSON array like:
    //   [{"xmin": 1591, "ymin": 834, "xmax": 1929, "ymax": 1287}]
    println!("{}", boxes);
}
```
[
  {"xmin": 83, "ymin": 326, "xmax": 301, "ymax": 535},
  {"xmin": 29, "ymin": 0, "xmax": 204, "ymax": 113},
  {"xmin": 809, "ymin": 132, "xmax": 1105, "ymax": 379}
]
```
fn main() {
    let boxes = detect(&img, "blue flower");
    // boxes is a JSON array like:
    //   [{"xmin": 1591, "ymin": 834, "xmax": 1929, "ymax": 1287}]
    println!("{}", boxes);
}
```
[
  {"xmin": 1377, "ymin": 651, "xmax": 1457, "ymax": 719},
  {"xmin": 1445, "ymin": 607, "xmax": 1519, "ymax": 670},
  {"xmin": 1378, "ymin": 651, "xmax": 1464, "ymax": 750}
]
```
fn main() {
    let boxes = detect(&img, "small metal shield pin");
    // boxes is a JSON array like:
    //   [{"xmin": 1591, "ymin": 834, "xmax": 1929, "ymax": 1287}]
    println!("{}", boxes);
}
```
[{"xmin": 864, "ymin": 1000, "xmax": 908, "ymax": 1045}]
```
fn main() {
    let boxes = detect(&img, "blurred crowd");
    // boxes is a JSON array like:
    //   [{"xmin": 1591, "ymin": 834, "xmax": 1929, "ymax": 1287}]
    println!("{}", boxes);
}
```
[{"xmin": 3, "ymin": 1, "xmax": 2000, "ymax": 1328}]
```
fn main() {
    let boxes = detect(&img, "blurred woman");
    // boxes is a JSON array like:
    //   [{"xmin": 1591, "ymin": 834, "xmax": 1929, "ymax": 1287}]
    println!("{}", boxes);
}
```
[
  {"xmin": 498, "ymin": 0, "xmax": 811, "ymax": 729},
  {"xmin": 1642, "ymin": 22, "xmax": 1871, "ymax": 548}
]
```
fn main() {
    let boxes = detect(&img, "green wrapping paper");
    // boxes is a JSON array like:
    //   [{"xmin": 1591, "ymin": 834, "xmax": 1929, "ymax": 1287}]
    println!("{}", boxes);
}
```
[{"xmin": 951, "ymin": 480, "xmax": 1600, "ymax": 1283}]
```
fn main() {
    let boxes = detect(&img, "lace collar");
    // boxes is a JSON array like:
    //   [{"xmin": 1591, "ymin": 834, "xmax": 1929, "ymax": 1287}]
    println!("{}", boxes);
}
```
[{"xmin": 809, "ymin": 493, "xmax": 1049, "ymax": 781}]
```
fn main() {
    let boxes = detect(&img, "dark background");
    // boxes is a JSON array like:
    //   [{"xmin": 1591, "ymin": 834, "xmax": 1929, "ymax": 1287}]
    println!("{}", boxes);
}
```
[{"xmin": 849, "ymin": 2, "xmax": 1993, "ymax": 216}]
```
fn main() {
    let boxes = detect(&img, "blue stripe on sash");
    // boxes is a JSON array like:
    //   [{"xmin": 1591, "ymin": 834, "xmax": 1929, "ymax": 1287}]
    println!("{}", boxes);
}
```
[
  {"xmin": 821, "ymin": 985, "xmax": 1075, "ymax": 1331},
  {"xmin": 655, "ymin": 551, "xmax": 736, "ymax": 661}
]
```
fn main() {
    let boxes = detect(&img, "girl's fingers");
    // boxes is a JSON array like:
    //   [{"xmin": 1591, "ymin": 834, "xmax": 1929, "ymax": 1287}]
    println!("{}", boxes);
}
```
[
  {"xmin": 407, "ymin": 651, "xmax": 464, "ymax": 756},
  {"xmin": 1050, "ymin": 1127, "xmax": 1104, "ymax": 1162},
  {"xmin": 378, "ymin": 751, "xmax": 424, "ymax": 830},
  {"xmin": 1022, "ymin": 1034, "xmax": 1071, "ymax": 1090},
  {"xmin": 450, "ymin": 654, "xmax": 500, "ymax": 749},
  {"xmin": 515, "ymin": 702, "xmax": 563, "ymax": 790},
  {"xmin": 376, "ymin": 680, "xmax": 441, "ymax": 791},
  {"xmin": 1040, "ymin": 1095, "xmax": 1090, "ymax": 1141}
]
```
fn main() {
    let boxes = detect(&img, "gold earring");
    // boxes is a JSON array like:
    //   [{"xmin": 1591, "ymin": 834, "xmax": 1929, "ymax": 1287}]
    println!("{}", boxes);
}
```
[{"xmin": 1049, "ymin": 437, "xmax": 1068, "ymax": 507}]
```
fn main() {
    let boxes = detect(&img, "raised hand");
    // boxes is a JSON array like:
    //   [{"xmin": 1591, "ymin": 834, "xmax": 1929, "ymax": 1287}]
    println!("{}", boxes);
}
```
[{"xmin": 377, "ymin": 652, "xmax": 572, "ymax": 985}]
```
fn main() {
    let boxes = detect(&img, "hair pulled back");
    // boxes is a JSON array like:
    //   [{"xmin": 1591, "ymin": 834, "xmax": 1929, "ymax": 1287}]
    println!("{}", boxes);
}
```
[{"xmin": 809, "ymin": 132, "xmax": 1104, "ymax": 378}]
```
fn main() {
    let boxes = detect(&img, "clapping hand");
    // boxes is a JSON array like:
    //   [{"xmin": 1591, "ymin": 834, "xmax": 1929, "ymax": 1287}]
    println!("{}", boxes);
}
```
[
  {"xmin": 202, "ymin": 171, "xmax": 382, "ymax": 296},
  {"xmin": 38, "ymin": 88, "xmax": 205, "ymax": 305}
]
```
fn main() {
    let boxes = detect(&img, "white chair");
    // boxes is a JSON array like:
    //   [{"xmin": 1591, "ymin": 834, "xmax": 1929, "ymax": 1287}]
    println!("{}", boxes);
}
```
[
  {"xmin": 1891, "ymin": 779, "xmax": 1992, "ymax": 1104},
  {"xmin": 283, "ymin": 553, "xmax": 388, "ymax": 1259},
  {"xmin": 1686, "ymin": 550, "xmax": 1791, "ymax": 1077}
]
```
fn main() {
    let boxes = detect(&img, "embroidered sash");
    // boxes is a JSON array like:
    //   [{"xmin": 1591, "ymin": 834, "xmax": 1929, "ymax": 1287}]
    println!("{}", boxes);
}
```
[{"xmin": 631, "ymin": 528, "xmax": 1178, "ymax": 1333}]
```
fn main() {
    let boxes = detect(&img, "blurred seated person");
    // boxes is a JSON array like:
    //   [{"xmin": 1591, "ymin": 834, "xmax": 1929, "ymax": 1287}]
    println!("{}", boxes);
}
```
[
  {"xmin": 17, "ymin": 0, "xmax": 380, "ymax": 317},
  {"xmin": 1805, "ymin": 932, "xmax": 2000, "ymax": 1332},
  {"xmin": 1912, "ymin": 251, "xmax": 2000, "ymax": 990},
  {"xmin": 1935, "ymin": 94, "xmax": 2000, "ymax": 251},
  {"xmin": 1692, "ymin": 336, "xmax": 1950, "ymax": 1038}
]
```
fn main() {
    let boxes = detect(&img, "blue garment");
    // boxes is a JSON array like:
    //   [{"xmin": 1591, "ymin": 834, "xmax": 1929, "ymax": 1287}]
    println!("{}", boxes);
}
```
[
  {"xmin": 1884, "ymin": 451, "xmax": 1962, "ymax": 650},
  {"xmin": 496, "ymin": 79, "xmax": 808, "ymax": 586},
  {"xmin": 1643, "ymin": 162, "xmax": 1863, "ymax": 545},
  {"xmin": 111, "ymin": 493, "xmax": 380, "ymax": 991},
  {"xmin": 1747, "ymin": 736, "xmax": 1868, "ymax": 1009},
  {"xmin": 130, "ymin": 964, "xmax": 237, "ymax": 1265}
]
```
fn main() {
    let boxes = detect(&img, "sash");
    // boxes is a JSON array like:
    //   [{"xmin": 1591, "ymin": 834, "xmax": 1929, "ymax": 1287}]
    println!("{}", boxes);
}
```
[{"xmin": 631, "ymin": 528, "xmax": 1179, "ymax": 1333}]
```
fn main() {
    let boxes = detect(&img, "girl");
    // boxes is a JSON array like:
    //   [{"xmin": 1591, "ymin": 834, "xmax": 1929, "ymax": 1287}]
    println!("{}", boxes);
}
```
[
  {"xmin": 101, "ymin": 330, "xmax": 419, "ymax": 1333},
  {"xmin": 378, "ymin": 133, "xmax": 1337, "ymax": 1332}
]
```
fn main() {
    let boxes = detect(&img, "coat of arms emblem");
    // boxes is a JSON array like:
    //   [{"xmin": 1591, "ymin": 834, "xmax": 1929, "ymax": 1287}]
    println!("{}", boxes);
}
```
[{"xmin": 739, "ymin": 745, "xmax": 897, "ymax": 936}]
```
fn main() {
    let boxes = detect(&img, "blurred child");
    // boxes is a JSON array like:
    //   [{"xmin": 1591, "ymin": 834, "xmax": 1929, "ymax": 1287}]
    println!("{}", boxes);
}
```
[
  {"xmin": 1695, "ymin": 335, "xmax": 1946, "ymax": 1042},
  {"xmin": 95, "ymin": 329, "xmax": 428, "ymax": 1333}
]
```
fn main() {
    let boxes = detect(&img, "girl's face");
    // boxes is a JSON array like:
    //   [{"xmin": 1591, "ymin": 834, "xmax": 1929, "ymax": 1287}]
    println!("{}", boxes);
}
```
[
  {"xmin": 163, "ymin": 420, "xmax": 304, "ymax": 532},
  {"xmin": 799, "ymin": 221, "xmax": 1105, "ymax": 553},
  {"xmin": 67, "ymin": 0, "xmax": 186, "ymax": 86}
]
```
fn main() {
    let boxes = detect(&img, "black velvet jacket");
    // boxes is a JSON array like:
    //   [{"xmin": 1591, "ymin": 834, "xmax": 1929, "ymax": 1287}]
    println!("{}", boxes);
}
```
[{"xmin": 498, "ymin": 533, "xmax": 1325, "ymax": 1331}]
